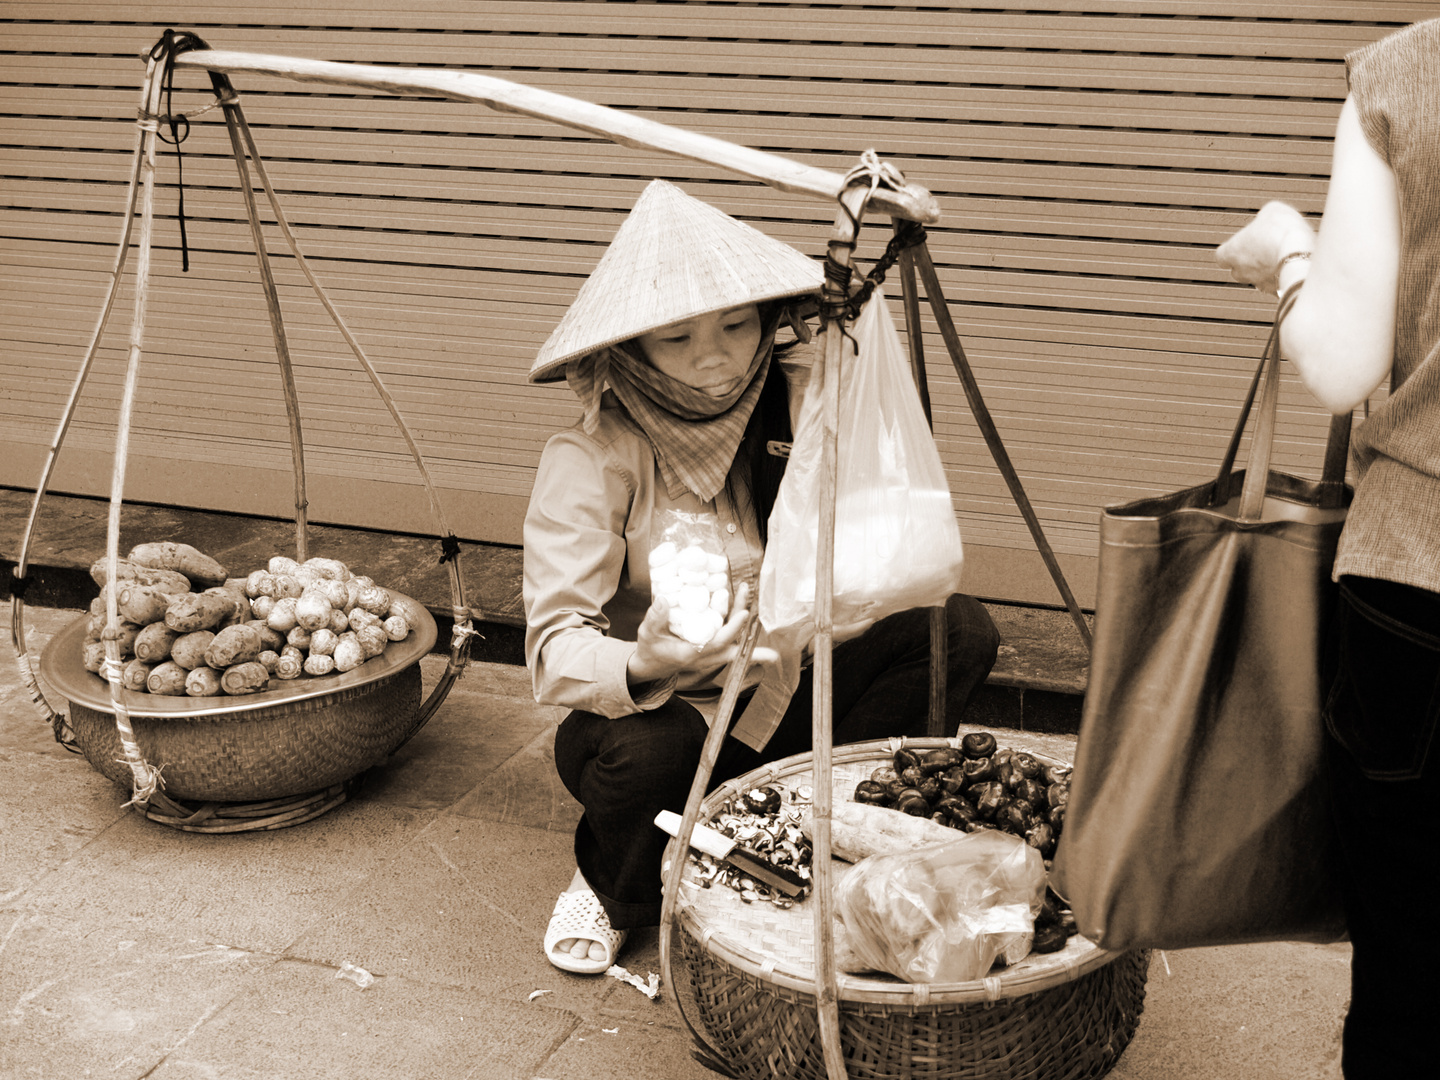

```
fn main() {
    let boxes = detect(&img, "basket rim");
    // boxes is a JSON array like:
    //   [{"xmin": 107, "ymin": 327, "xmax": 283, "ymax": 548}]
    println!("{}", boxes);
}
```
[
  {"xmin": 38, "ymin": 592, "xmax": 436, "ymax": 719},
  {"xmin": 672, "ymin": 732, "xmax": 1126, "ymax": 1007}
]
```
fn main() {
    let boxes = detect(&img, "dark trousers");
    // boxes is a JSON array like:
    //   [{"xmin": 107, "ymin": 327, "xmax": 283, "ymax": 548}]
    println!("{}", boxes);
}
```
[
  {"xmin": 553, "ymin": 593, "xmax": 999, "ymax": 929},
  {"xmin": 1321, "ymin": 576, "xmax": 1440, "ymax": 1080}
]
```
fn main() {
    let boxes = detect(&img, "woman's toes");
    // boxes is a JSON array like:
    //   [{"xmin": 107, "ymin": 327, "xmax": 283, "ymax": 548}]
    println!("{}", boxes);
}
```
[
  {"xmin": 587, "ymin": 940, "xmax": 608, "ymax": 963},
  {"xmin": 569, "ymin": 939, "xmax": 592, "ymax": 959},
  {"xmin": 553, "ymin": 937, "xmax": 577, "ymax": 955}
]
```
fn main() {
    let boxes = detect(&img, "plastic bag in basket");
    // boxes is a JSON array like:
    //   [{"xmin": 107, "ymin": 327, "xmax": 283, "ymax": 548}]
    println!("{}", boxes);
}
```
[
  {"xmin": 835, "ymin": 829, "xmax": 1046, "ymax": 984},
  {"xmin": 758, "ymin": 288, "xmax": 964, "ymax": 636}
]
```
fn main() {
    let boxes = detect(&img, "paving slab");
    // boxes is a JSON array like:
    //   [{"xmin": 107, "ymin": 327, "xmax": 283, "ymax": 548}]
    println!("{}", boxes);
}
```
[
  {"xmin": 0, "ymin": 912, "xmax": 278, "ymax": 1080},
  {"xmin": 142, "ymin": 959, "xmax": 577, "ymax": 1080},
  {"xmin": 0, "ymin": 598, "xmax": 1356, "ymax": 1080}
]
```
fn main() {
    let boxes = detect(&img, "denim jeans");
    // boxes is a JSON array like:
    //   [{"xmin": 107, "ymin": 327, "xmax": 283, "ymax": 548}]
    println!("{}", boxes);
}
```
[
  {"xmin": 552, "ymin": 593, "xmax": 999, "ymax": 929},
  {"xmin": 1321, "ymin": 575, "xmax": 1440, "ymax": 1079}
]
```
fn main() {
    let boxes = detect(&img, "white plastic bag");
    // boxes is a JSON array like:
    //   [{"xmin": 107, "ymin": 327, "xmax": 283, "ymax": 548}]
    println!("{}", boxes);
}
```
[
  {"xmin": 759, "ymin": 288, "xmax": 965, "ymax": 635},
  {"xmin": 649, "ymin": 510, "xmax": 730, "ymax": 646},
  {"xmin": 835, "ymin": 829, "xmax": 1046, "ymax": 984}
]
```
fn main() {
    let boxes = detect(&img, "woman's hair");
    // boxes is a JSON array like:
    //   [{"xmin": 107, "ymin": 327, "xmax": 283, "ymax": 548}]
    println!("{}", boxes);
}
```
[{"xmin": 739, "ymin": 316, "xmax": 801, "ymax": 545}]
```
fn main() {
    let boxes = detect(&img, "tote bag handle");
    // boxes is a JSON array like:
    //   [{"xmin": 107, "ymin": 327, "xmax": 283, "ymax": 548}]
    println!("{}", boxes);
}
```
[{"xmin": 1212, "ymin": 286, "xmax": 1350, "ymax": 517}]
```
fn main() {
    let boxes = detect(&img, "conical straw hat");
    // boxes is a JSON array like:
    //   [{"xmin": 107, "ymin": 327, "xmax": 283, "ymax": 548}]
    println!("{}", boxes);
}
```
[{"xmin": 529, "ymin": 179, "xmax": 822, "ymax": 383}]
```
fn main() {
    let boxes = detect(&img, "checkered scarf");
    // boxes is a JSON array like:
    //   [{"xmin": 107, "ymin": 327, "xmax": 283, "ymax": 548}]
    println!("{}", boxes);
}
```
[{"xmin": 566, "ymin": 315, "xmax": 780, "ymax": 502}]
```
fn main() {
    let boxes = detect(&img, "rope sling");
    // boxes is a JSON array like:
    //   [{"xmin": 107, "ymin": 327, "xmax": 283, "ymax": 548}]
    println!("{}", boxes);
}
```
[{"xmin": 6, "ymin": 29, "xmax": 1100, "ymax": 1073}]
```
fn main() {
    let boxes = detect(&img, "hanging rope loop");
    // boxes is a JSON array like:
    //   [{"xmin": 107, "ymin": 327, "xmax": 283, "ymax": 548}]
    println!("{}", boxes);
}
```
[
  {"xmin": 142, "ymin": 29, "xmax": 214, "ymax": 271},
  {"xmin": 821, "ymin": 150, "xmax": 926, "ymax": 331}
]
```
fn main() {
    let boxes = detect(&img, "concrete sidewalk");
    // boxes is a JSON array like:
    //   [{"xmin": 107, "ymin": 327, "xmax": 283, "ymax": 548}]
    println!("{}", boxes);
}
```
[{"xmin": 2, "ymin": 600, "xmax": 1348, "ymax": 1080}]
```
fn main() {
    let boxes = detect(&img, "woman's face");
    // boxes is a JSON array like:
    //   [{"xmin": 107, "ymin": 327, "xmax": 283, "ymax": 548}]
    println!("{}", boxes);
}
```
[{"xmin": 636, "ymin": 303, "xmax": 762, "ymax": 398}]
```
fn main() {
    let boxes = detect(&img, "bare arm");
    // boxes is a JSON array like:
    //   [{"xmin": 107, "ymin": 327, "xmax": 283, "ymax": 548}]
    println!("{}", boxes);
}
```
[{"xmin": 1216, "ymin": 96, "xmax": 1400, "ymax": 414}]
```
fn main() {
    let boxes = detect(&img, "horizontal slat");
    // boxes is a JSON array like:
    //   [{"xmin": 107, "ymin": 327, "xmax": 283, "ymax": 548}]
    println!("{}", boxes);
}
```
[
  {"xmin": 0, "ymin": 4, "xmax": 1378, "ymax": 588},
  {"xmin": 4, "ymin": 29, "xmax": 1357, "ymax": 98},
  {"xmin": 0, "ymin": 64, "xmax": 1353, "ymax": 138},
  {"xmin": 0, "ymin": 9, "xmax": 1398, "ymax": 59},
  {"xmin": 2, "ymin": 0, "xmax": 1432, "ymax": 22}
]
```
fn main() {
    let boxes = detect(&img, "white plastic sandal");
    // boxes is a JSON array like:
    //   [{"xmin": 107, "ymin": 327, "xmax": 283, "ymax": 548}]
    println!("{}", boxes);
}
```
[{"xmin": 544, "ymin": 888, "xmax": 627, "ymax": 975}]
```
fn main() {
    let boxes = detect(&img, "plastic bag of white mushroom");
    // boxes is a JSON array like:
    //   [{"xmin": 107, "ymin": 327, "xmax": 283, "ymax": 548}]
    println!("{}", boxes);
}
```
[
  {"xmin": 648, "ymin": 510, "xmax": 731, "ymax": 648},
  {"xmin": 82, "ymin": 544, "xmax": 426, "ymax": 698}
]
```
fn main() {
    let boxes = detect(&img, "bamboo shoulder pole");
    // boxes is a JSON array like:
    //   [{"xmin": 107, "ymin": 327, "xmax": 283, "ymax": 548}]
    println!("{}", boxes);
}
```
[{"xmin": 173, "ymin": 50, "xmax": 939, "ymax": 224}]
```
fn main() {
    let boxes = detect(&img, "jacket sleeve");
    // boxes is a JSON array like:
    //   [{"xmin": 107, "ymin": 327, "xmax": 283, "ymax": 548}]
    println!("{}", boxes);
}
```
[{"xmin": 522, "ymin": 428, "xmax": 669, "ymax": 716}]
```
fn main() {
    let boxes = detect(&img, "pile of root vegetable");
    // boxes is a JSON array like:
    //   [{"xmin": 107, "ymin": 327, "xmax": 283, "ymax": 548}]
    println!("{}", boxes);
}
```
[{"xmin": 83, "ymin": 541, "xmax": 425, "ymax": 698}]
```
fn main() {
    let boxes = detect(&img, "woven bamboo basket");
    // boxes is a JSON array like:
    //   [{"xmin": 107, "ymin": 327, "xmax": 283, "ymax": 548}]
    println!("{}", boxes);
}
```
[
  {"xmin": 665, "ymin": 733, "xmax": 1148, "ymax": 1080},
  {"xmin": 37, "ymin": 596, "xmax": 436, "ymax": 804}
]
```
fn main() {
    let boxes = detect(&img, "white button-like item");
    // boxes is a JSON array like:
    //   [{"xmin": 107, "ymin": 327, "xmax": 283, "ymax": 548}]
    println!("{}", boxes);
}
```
[{"xmin": 726, "ymin": 523, "xmax": 737, "ymax": 534}]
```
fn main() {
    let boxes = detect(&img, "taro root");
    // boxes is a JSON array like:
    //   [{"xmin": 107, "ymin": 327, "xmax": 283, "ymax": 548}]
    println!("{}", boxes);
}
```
[
  {"xmin": 916, "ymin": 776, "xmax": 942, "ymax": 804},
  {"xmin": 870, "ymin": 766, "xmax": 899, "ymax": 786},
  {"xmin": 1042, "ymin": 764, "xmax": 1069, "ymax": 787},
  {"xmin": 896, "ymin": 792, "xmax": 930, "ymax": 817},
  {"xmin": 854, "ymin": 780, "xmax": 890, "ymax": 806},
  {"xmin": 972, "ymin": 781, "xmax": 1006, "ymax": 819},
  {"xmin": 884, "ymin": 777, "xmax": 910, "ymax": 801},
  {"xmin": 922, "ymin": 747, "xmax": 964, "ymax": 775},
  {"xmin": 743, "ymin": 786, "xmax": 782, "ymax": 815},
  {"xmin": 960, "ymin": 731, "xmax": 997, "ymax": 759},
  {"xmin": 1015, "ymin": 777, "xmax": 1046, "ymax": 808},
  {"xmin": 991, "ymin": 748, "xmax": 1016, "ymax": 768},
  {"xmin": 1032, "ymin": 922, "xmax": 1069, "ymax": 954},
  {"xmin": 1048, "ymin": 804, "xmax": 1067, "ymax": 831},
  {"xmin": 1047, "ymin": 782, "xmax": 1070, "ymax": 811},
  {"xmin": 961, "ymin": 756, "xmax": 995, "ymax": 784},
  {"xmin": 893, "ymin": 747, "xmax": 923, "ymax": 774}
]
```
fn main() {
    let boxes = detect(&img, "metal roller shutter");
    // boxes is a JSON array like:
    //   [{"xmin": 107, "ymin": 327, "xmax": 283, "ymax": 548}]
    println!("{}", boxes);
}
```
[{"xmin": 3, "ymin": 1, "xmax": 1430, "ymax": 604}]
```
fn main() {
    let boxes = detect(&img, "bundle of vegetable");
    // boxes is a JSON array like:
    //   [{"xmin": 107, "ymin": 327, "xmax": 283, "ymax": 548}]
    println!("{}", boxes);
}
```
[{"xmin": 81, "ymin": 545, "xmax": 423, "ymax": 698}]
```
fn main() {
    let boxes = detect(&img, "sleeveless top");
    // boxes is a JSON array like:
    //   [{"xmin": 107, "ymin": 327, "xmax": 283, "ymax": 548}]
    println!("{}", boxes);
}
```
[{"xmin": 1334, "ymin": 20, "xmax": 1440, "ymax": 594}]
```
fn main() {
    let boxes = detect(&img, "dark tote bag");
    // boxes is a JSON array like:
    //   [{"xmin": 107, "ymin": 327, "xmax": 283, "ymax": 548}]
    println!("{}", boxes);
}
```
[{"xmin": 1052, "ymin": 295, "xmax": 1350, "ymax": 951}]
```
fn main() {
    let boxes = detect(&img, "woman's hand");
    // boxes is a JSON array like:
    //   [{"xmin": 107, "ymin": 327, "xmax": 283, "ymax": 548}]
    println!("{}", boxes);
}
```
[
  {"xmin": 1216, "ymin": 201, "xmax": 1316, "ymax": 296},
  {"xmin": 628, "ymin": 582, "xmax": 777, "ymax": 688}
]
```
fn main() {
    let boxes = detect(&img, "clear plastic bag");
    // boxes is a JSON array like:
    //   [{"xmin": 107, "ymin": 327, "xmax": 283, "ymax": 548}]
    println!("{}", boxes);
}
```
[
  {"xmin": 759, "ymin": 288, "xmax": 965, "ymax": 636},
  {"xmin": 835, "ymin": 829, "xmax": 1046, "ymax": 984},
  {"xmin": 648, "ymin": 510, "xmax": 731, "ymax": 646}
]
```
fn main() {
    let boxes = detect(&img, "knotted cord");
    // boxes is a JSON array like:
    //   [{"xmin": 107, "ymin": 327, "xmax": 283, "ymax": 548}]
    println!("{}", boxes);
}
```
[{"xmin": 144, "ymin": 29, "xmax": 213, "ymax": 271}]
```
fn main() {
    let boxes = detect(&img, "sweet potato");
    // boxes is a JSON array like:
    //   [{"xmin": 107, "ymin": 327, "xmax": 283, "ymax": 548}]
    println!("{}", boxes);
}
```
[
  {"xmin": 89, "ymin": 557, "xmax": 191, "ymax": 595},
  {"xmin": 127, "ymin": 541, "xmax": 227, "ymax": 588},
  {"xmin": 205, "ymin": 624, "xmax": 262, "ymax": 669},
  {"xmin": 203, "ymin": 584, "xmax": 249, "ymax": 627},
  {"xmin": 146, "ymin": 661, "xmax": 188, "ymax": 696},
  {"xmin": 116, "ymin": 583, "xmax": 173, "ymax": 627},
  {"xmin": 221, "ymin": 661, "xmax": 269, "ymax": 695},
  {"xmin": 120, "ymin": 658, "xmax": 152, "ymax": 692},
  {"xmin": 165, "ymin": 592, "xmax": 235, "ymax": 633},
  {"xmin": 801, "ymin": 801, "xmax": 959, "ymax": 864},
  {"xmin": 82, "ymin": 640, "xmax": 106, "ymax": 673},
  {"xmin": 185, "ymin": 666, "xmax": 223, "ymax": 697},
  {"xmin": 245, "ymin": 619, "xmax": 286, "ymax": 652},
  {"xmin": 169, "ymin": 630, "xmax": 216, "ymax": 670},
  {"xmin": 133, "ymin": 622, "xmax": 179, "ymax": 663}
]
